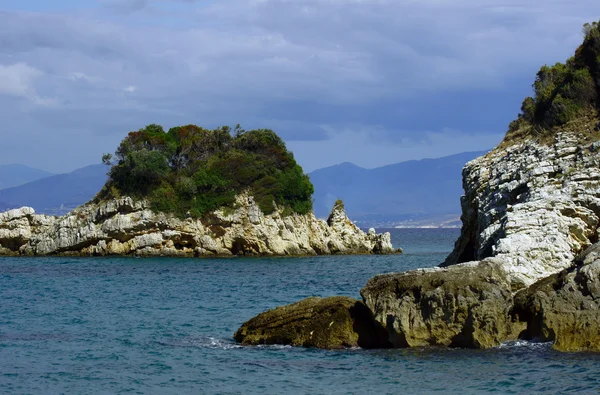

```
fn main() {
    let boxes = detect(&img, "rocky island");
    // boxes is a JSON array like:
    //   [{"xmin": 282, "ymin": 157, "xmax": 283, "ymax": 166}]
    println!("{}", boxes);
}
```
[
  {"xmin": 235, "ymin": 21, "xmax": 600, "ymax": 352},
  {"xmin": 0, "ymin": 126, "xmax": 395, "ymax": 256}
]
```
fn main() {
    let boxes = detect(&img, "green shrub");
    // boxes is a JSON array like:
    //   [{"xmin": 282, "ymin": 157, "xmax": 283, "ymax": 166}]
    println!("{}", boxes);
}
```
[
  {"xmin": 544, "ymin": 94, "xmax": 581, "ymax": 126},
  {"xmin": 150, "ymin": 183, "xmax": 178, "ymax": 213},
  {"xmin": 108, "ymin": 149, "xmax": 170, "ymax": 195},
  {"xmin": 98, "ymin": 124, "xmax": 314, "ymax": 218},
  {"xmin": 506, "ymin": 20, "xmax": 600, "ymax": 137}
]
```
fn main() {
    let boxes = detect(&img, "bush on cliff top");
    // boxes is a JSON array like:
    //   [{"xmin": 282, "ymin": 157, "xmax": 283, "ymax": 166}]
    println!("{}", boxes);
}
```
[
  {"xmin": 506, "ymin": 21, "xmax": 600, "ymax": 141},
  {"xmin": 96, "ymin": 124, "xmax": 314, "ymax": 218}
]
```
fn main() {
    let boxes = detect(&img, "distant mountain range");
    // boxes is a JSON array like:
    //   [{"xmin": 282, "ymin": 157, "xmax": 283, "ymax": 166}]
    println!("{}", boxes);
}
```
[
  {"xmin": 0, "ymin": 164, "xmax": 54, "ymax": 190},
  {"xmin": 0, "ymin": 151, "xmax": 485, "ymax": 225},
  {"xmin": 0, "ymin": 165, "xmax": 108, "ymax": 215},
  {"xmin": 308, "ymin": 151, "xmax": 487, "ymax": 227}
]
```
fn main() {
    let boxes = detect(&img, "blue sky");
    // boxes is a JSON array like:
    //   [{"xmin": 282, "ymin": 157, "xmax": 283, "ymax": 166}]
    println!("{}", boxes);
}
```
[{"xmin": 1, "ymin": 0, "xmax": 599, "ymax": 173}]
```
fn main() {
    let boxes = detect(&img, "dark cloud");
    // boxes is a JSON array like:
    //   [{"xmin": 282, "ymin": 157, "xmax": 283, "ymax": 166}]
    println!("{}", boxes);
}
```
[{"xmin": 0, "ymin": 1, "xmax": 599, "ymax": 172}]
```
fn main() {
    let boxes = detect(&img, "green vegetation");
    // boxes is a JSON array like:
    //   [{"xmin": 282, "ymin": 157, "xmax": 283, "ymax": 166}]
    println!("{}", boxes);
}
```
[
  {"xmin": 97, "ymin": 124, "xmax": 314, "ymax": 218},
  {"xmin": 506, "ymin": 21, "xmax": 600, "ymax": 141}
]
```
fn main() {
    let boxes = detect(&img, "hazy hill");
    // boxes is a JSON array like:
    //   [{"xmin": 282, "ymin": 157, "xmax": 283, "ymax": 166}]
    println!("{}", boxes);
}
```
[
  {"xmin": 0, "ymin": 164, "xmax": 54, "ymax": 190},
  {"xmin": 0, "ymin": 165, "xmax": 108, "ymax": 215},
  {"xmin": 308, "ymin": 151, "xmax": 487, "ymax": 227},
  {"xmin": 0, "ymin": 151, "xmax": 485, "ymax": 223}
]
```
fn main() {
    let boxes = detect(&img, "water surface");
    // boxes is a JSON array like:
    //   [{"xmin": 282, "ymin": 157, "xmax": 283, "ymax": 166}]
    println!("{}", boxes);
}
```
[{"xmin": 2, "ymin": 229, "xmax": 599, "ymax": 394}]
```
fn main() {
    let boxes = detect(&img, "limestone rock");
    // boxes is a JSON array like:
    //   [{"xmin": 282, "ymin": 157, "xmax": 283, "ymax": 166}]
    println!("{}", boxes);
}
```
[
  {"xmin": 234, "ymin": 296, "xmax": 390, "ymax": 349},
  {"xmin": 514, "ymin": 243, "xmax": 600, "ymax": 352},
  {"xmin": 361, "ymin": 259, "xmax": 517, "ymax": 349},
  {"xmin": 443, "ymin": 131, "xmax": 600, "ymax": 289},
  {"xmin": 0, "ymin": 193, "xmax": 396, "ymax": 257}
]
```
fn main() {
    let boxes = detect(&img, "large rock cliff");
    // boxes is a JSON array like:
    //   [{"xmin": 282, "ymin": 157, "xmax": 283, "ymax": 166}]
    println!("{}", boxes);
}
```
[
  {"xmin": 356, "ymin": 121, "xmax": 600, "ymax": 350},
  {"xmin": 235, "ymin": 124, "xmax": 600, "ymax": 351},
  {"xmin": 235, "ymin": 21, "xmax": 600, "ymax": 351},
  {"xmin": 0, "ymin": 195, "xmax": 395, "ymax": 257},
  {"xmin": 443, "ymin": 125, "xmax": 600, "ymax": 289}
]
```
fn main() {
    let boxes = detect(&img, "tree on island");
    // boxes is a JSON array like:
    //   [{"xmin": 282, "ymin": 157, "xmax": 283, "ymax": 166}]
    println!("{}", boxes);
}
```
[
  {"xmin": 507, "ymin": 20, "xmax": 600, "ymax": 141},
  {"xmin": 97, "ymin": 125, "xmax": 314, "ymax": 218}
]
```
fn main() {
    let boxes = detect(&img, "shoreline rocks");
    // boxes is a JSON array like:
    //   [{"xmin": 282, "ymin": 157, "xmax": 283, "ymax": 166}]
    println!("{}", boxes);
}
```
[
  {"xmin": 514, "ymin": 243, "xmax": 600, "ymax": 352},
  {"xmin": 0, "ymin": 195, "xmax": 396, "ymax": 257},
  {"xmin": 234, "ymin": 127, "xmax": 600, "ymax": 353},
  {"xmin": 234, "ymin": 296, "xmax": 391, "ymax": 349},
  {"xmin": 361, "ymin": 259, "xmax": 520, "ymax": 349},
  {"xmin": 443, "ymin": 132, "xmax": 600, "ymax": 289}
]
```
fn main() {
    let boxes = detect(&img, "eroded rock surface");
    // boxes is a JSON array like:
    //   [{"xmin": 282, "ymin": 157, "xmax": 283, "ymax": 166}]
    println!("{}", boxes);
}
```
[
  {"xmin": 234, "ymin": 296, "xmax": 390, "ymax": 349},
  {"xmin": 0, "ymin": 195, "xmax": 395, "ymax": 257},
  {"xmin": 444, "ymin": 130, "xmax": 600, "ymax": 289},
  {"xmin": 361, "ymin": 259, "xmax": 519, "ymax": 349},
  {"xmin": 514, "ymin": 243, "xmax": 600, "ymax": 352}
]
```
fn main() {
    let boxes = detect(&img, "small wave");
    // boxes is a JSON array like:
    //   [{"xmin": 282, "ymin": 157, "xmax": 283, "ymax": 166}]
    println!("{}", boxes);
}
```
[
  {"xmin": 254, "ymin": 344, "xmax": 293, "ymax": 350},
  {"xmin": 158, "ymin": 336, "xmax": 245, "ymax": 350},
  {"xmin": 171, "ymin": 336, "xmax": 297, "ymax": 350},
  {"xmin": 498, "ymin": 340, "xmax": 552, "ymax": 349}
]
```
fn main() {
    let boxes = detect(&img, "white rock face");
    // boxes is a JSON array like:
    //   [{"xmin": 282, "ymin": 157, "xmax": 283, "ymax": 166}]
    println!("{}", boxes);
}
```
[
  {"xmin": 0, "ymin": 195, "xmax": 395, "ymax": 257},
  {"xmin": 444, "ymin": 131, "xmax": 600, "ymax": 288}
]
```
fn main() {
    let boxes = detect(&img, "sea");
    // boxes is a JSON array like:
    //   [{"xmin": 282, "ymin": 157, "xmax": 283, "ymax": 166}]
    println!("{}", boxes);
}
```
[{"xmin": 1, "ymin": 228, "xmax": 600, "ymax": 394}]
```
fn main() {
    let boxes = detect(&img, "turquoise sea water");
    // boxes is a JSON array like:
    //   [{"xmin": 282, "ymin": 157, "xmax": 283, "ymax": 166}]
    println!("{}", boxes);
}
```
[{"xmin": 2, "ymin": 228, "xmax": 600, "ymax": 394}]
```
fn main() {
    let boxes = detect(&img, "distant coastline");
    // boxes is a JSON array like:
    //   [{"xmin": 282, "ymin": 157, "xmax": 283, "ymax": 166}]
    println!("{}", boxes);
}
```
[{"xmin": 350, "ymin": 214, "xmax": 462, "ymax": 229}]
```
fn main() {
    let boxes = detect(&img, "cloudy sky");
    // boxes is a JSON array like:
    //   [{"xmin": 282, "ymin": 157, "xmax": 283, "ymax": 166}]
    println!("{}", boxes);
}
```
[{"xmin": 1, "ymin": 0, "xmax": 599, "ymax": 173}]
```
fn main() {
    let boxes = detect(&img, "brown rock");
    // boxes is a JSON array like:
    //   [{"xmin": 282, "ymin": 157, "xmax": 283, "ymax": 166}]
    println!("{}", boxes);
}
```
[
  {"xmin": 234, "ymin": 296, "xmax": 390, "ymax": 349},
  {"xmin": 513, "ymin": 243, "xmax": 600, "ymax": 352},
  {"xmin": 361, "ymin": 259, "xmax": 517, "ymax": 349}
]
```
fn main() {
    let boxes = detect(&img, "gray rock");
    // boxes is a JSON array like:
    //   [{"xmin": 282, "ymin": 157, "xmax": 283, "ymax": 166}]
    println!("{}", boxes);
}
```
[{"xmin": 443, "ymin": 132, "xmax": 600, "ymax": 289}]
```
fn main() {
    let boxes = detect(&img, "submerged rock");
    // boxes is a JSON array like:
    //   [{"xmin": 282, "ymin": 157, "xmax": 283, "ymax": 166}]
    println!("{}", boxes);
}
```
[
  {"xmin": 234, "ymin": 296, "xmax": 390, "ymax": 349},
  {"xmin": 514, "ymin": 243, "xmax": 600, "ymax": 352},
  {"xmin": 0, "ymin": 194, "xmax": 396, "ymax": 257},
  {"xmin": 361, "ymin": 259, "xmax": 518, "ymax": 349}
]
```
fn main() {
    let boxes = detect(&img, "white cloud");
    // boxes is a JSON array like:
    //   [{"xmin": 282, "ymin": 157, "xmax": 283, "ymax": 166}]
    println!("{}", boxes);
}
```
[
  {"xmin": 0, "ymin": 62, "xmax": 58, "ymax": 107},
  {"xmin": 0, "ymin": 63, "xmax": 42, "ymax": 98},
  {"xmin": 124, "ymin": 85, "xmax": 137, "ymax": 93},
  {"xmin": 67, "ymin": 72, "xmax": 96, "ymax": 82},
  {"xmin": 1, "ymin": 2, "xmax": 598, "ymax": 109}
]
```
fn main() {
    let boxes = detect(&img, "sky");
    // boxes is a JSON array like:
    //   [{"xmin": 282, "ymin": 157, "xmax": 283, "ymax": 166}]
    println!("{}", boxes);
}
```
[{"xmin": 0, "ymin": 0, "xmax": 599, "ymax": 173}]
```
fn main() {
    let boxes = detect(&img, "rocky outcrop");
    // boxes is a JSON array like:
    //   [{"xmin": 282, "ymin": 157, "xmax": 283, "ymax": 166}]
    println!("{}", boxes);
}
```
[
  {"xmin": 233, "ymin": 126, "xmax": 600, "ymax": 351},
  {"xmin": 361, "ymin": 259, "xmax": 521, "ymax": 349},
  {"xmin": 514, "ymin": 243, "xmax": 600, "ymax": 352},
  {"xmin": 0, "ymin": 194, "xmax": 395, "ymax": 257},
  {"xmin": 443, "ymin": 128, "xmax": 600, "ymax": 289},
  {"xmin": 233, "ymin": 127, "xmax": 600, "ymax": 351},
  {"xmin": 234, "ymin": 296, "xmax": 391, "ymax": 349}
]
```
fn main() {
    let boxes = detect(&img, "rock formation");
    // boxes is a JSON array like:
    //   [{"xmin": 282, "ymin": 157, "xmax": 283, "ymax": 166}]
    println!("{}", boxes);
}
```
[
  {"xmin": 443, "ymin": 125, "xmax": 600, "ymax": 289},
  {"xmin": 234, "ymin": 296, "xmax": 390, "ymax": 349},
  {"xmin": 234, "ymin": 121, "xmax": 600, "ymax": 351},
  {"xmin": 0, "ymin": 195, "xmax": 395, "ymax": 257},
  {"xmin": 361, "ymin": 259, "xmax": 521, "ymax": 349},
  {"xmin": 514, "ymin": 243, "xmax": 600, "ymax": 352},
  {"xmin": 235, "ymin": 21, "xmax": 600, "ymax": 351},
  {"xmin": 234, "ymin": 126, "xmax": 600, "ymax": 351}
]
